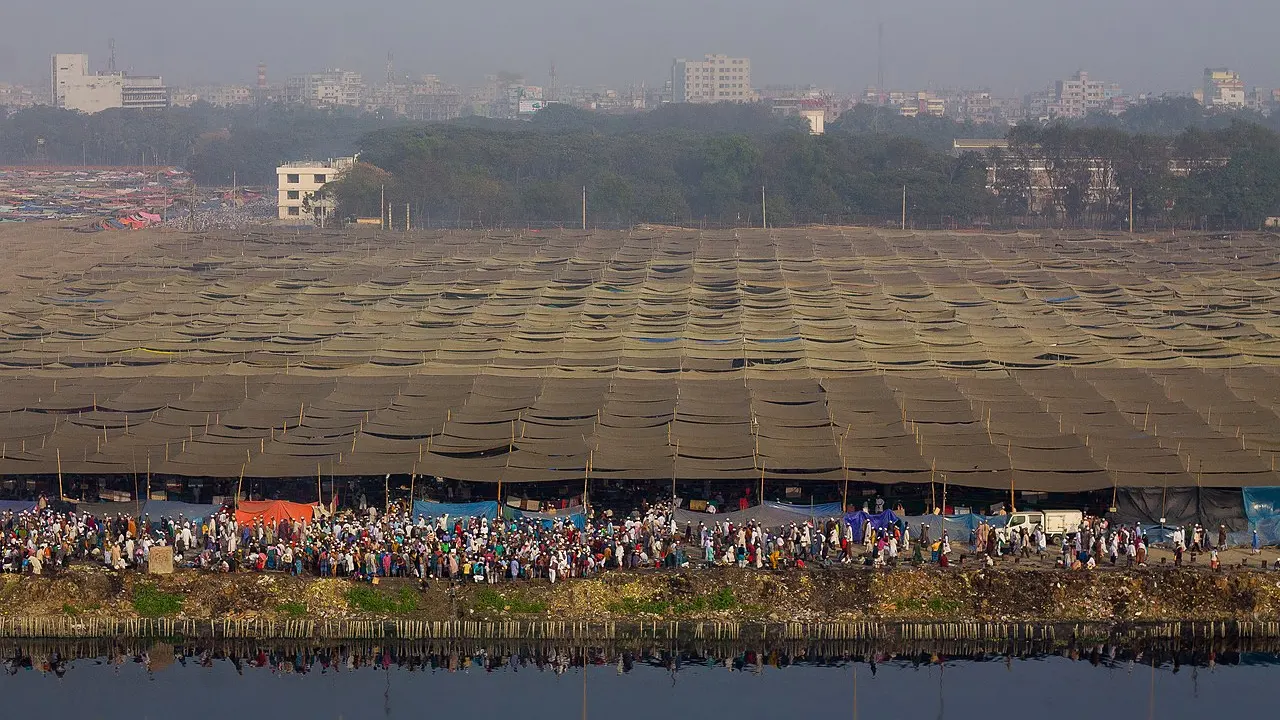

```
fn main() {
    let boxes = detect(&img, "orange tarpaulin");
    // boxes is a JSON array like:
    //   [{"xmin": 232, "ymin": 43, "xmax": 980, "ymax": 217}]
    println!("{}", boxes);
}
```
[{"xmin": 235, "ymin": 500, "xmax": 317, "ymax": 526}]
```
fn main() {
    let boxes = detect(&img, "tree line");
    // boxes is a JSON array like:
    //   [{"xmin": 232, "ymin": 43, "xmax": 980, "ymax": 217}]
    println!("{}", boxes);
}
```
[
  {"xmin": 0, "ymin": 103, "xmax": 395, "ymax": 185},
  {"xmin": 5, "ymin": 97, "xmax": 1280, "ymax": 229},
  {"xmin": 335, "ymin": 104, "xmax": 1280, "ymax": 230}
]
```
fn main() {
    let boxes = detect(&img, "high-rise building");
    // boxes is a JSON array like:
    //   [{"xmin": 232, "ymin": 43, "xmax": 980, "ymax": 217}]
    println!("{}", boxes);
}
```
[
  {"xmin": 50, "ymin": 53, "xmax": 168, "ymax": 113},
  {"xmin": 1049, "ymin": 71, "xmax": 1120, "ymax": 119},
  {"xmin": 672, "ymin": 54, "xmax": 756, "ymax": 104},
  {"xmin": 285, "ymin": 70, "xmax": 364, "ymax": 107},
  {"xmin": 1203, "ymin": 68, "xmax": 1245, "ymax": 108}
]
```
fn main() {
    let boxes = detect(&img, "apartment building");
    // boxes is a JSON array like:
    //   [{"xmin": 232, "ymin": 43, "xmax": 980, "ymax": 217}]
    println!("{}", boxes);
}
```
[
  {"xmin": 50, "ymin": 53, "xmax": 170, "ymax": 113},
  {"xmin": 285, "ymin": 70, "xmax": 364, "ymax": 108},
  {"xmin": 1050, "ymin": 71, "xmax": 1120, "ymax": 119},
  {"xmin": 1203, "ymin": 68, "xmax": 1246, "ymax": 109},
  {"xmin": 672, "ymin": 55, "xmax": 756, "ymax": 104},
  {"xmin": 277, "ymin": 157, "xmax": 356, "ymax": 224}
]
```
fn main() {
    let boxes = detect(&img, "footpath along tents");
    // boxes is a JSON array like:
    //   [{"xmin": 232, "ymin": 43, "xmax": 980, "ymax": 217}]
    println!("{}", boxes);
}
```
[{"xmin": 235, "ymin": 500, "xmax": 319, "ymax": 526}]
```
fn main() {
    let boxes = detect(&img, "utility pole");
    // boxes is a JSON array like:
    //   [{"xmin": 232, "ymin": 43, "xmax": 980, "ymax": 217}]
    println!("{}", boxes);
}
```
[
  {"xmin": 188, "ymin": 182, "xmax": 195, "ymax": 232},
  {"xmin": 581, "ymin": 186, "xmax": 587, "ymax": 230},
  {"xmin": 901, "ymin": 185, "xmax": 907, "ymax": 230},
  {"xmin": 380, "ymin": 184, "xmax": 386, "ymax": 230},
  {"xmin": 1129, "ymin": 188, "xmax": 1135, "ymax": 233},
  {"xmin": 405, "ymin": 203, "xmax": 410, "ymax": 233},
  {"xmin": 761, "ymin": 185, "xmax": 767, "ymax": 230}
]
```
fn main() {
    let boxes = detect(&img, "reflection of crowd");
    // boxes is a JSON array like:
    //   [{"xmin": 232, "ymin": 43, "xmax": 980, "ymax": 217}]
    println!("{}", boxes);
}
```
[{"xmin": 0, "ymin": 642, "xmax": 1251, "ymax": 679}]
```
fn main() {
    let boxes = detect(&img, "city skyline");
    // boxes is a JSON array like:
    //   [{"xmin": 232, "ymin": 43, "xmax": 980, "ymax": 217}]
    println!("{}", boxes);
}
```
[{"xmin": 0, "ymin": 0, "xmax": 1276, "ymax": 94}]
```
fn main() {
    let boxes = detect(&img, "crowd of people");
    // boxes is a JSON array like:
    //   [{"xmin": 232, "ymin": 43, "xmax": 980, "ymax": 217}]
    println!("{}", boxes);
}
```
[{"xmin": 0, "ymin": 496, "xmax": 1272, "ymax": 580}]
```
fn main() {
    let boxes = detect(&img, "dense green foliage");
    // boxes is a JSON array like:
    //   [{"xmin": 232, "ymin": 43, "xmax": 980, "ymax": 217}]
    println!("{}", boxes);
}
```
[
  {"xmin": 336, "ymin": 121, "xmax": 994, "ymax": 227},
  {"xmin": 5, "ymin": 98, "xmax": 1280, "ymax": 228},
  {"xmin": 337, "ymin": 115, "xmax": 1280, "ymax": 230},
  {"xmin": 0, "ymin": 103, "xmax": 396, "ymax": 185}
]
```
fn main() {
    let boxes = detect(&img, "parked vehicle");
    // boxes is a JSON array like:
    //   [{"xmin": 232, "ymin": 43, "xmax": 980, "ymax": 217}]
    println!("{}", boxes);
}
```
[{"xmin": 995, "ymin": 509, "xmax": 1083, "ymax": 545}]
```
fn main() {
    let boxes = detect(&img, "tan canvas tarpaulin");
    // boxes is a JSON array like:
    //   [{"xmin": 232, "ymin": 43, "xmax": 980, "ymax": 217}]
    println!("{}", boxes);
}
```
[{"xmin": 1, "ymin": 224, "xmax": 1279, "ymax": 490}]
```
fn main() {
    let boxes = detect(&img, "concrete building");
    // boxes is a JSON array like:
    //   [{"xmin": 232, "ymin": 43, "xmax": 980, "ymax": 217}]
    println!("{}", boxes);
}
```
[
  {"xmin": 277, "ymin": 157, "xmax": 356, "ymax": 224},
  {"xmin": 50, "ymin": 53, "xmax": 169, "ymax": 113},
  {"xmin": 176, "ymin": 85, "xmax": 254, "ymax": 107},
  {"xmin": 1050, "ymin": 71, "xmax": 1120, "ymax": 119},
  {"xmin": 672, "ymin": 54, "xmax": 756, "ymax": 103},
  {"xmin": 1203, "ymin": 68, "xmax": 1245, "ymax": 108},
  {"xmin": 799, "ymin": 108, "xmax": 825, "ymax": 135},
  {"xmin": 120, "ymin": 75, "xmax": 169, "ymax": 109},
  {"xmin": 907, "ymin": 92, "xmax": 946, "ymax": 118},
  {"xmin": 285, "ymin": 70, "xmax": 364, "ymax": 108},
  {"xmin": 0, "ymin": 83, "xmax": 41, "ymax": 111}
]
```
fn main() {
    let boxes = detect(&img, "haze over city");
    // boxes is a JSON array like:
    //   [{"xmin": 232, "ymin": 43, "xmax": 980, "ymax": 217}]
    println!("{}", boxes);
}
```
[{"xmin": 1, "ymin": 0, "xmax": 1276, "ymax": 92}]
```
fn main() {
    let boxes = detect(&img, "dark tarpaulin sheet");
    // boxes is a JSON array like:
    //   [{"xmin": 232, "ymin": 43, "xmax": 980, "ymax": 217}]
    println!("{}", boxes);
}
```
[
  {"xmin": 141, "ymin": 501, "xmax": 218, "ymax": 523},
  {"xmin": 71, "ymin": 500, "xmax": 144, "ymax": 518},
  {"xmin": 1114, "ymin": 488, "xmax": 1247, "ymax": 533},
  {"xmin": 673, "ymin": 500, "xmax": 845, "ymax": 529}
]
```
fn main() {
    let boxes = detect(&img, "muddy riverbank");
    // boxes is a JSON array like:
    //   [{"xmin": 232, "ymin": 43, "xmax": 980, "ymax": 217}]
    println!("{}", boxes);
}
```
[{"xmin": 3, "ymin": 565, "xmax": 1280, "ymax": 640}]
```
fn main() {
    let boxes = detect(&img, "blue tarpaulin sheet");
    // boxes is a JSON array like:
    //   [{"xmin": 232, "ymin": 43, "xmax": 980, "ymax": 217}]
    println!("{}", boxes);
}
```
[
  {"xmin": 846, "ymin": 510, "xmax": 1006, "ymax": 543},
  {"xmin": 412, "ymin": 500, "xmax": 499, "ymax": 521},
  {"xmin": 843, "ymin": 510, "xmax": 902, "ymax": 542},
  {"xmin": 503, "ymin": 506, "xmax": 586, "ymax": 529},
  {"xmin": 1244, "ymin": 488, "xmax": 1280, "ymax": 546},
  {"xmin": 765, "ymin": 500, "xmax": 845, "ymax": 518},
  {"xmin": 0, "ymin": 500, "xmax": 37, "ymax": 514}
]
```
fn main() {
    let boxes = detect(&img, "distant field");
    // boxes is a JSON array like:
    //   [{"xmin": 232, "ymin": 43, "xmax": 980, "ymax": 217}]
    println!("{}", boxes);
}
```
[{"xmin": 0, "ymin": 224, "xmax": 1277, "ymax": 490}]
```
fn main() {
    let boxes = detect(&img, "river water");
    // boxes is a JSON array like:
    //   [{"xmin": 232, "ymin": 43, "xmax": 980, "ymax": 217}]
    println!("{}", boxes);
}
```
[{"xmin": 0, "ymin": 640, "xmax": 1271, "ymax": 719}]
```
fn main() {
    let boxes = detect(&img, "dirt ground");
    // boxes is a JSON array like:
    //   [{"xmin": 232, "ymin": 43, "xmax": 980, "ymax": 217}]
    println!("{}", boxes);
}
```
[{"xmin": 5, "ymin": 560, "xmax": 1280, "ymax": 626}]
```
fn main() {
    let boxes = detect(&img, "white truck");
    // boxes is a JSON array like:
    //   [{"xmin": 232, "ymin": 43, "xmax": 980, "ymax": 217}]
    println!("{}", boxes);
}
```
[{"xmin": 995, "ymin": 509, "xmax": 1083, "ymax": 545}]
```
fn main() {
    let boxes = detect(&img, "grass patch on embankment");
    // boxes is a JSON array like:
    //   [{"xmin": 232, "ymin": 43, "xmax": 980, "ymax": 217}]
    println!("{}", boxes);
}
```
[
  {"xmin": 131, "ymin": 584, "xmax": 184, "ymax": 617},
  {"xmin": 346, "ymin": 585, "xmax": 419, "ymax": 614}
]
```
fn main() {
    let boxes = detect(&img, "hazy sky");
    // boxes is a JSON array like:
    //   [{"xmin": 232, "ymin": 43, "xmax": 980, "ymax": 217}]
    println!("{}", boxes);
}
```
[{"xmin": 2, "ymin": 0, "xmax": 1275, "ymax": 94}]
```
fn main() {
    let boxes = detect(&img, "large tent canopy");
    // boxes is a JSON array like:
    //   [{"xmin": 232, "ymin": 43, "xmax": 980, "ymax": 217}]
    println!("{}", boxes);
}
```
[{"xmin": 1, "ymin": 224, "xmax": 1280, "ymax": 491}]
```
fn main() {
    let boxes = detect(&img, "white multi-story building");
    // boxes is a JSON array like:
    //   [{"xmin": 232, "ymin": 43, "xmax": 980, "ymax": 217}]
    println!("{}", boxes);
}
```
[
  {"xmin": 1203, "ymin": 68, "xmax": 1245, "ymax": 108},
  {"xmin": 176, "ymin": 85, "xmax": 254, "ymax": 107},
  {"xmin": 277, "ymin": 157, "xmax": 356, "ymax": 224},
  {"xmin": 50, "ymin": 53, "xmax": 169, "ymax": 113},
  {"xmin": 672, "ymin": 54, "xmax": 756, "ymax": 104},
  {"xmin": 285, "ymin": 70, "xmax": 364, "ymax": 107},
  {"xmin": 1049, "ymin": 71, "xmax": 1120, "ymax": 119}
]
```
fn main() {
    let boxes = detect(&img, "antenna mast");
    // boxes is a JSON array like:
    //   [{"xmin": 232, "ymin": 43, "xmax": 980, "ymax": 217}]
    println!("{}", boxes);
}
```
[{"xmin": 876, "ymin": 23, "xmax": 884, "ymax": 93}]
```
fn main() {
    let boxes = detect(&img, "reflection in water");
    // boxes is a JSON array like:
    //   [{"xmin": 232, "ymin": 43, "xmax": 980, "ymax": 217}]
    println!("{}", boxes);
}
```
[{"xmin": 3, "ymin": 637, "xmax": 1278, "ymax": 680}]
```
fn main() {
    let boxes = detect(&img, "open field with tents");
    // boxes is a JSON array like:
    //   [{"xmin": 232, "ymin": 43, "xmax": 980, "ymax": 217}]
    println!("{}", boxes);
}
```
[{"xmin": 1, "ymin": 224, "xmax": 1280, "ymax": 500}]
